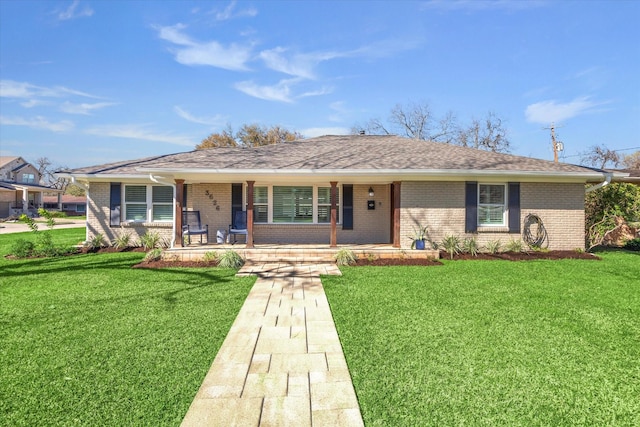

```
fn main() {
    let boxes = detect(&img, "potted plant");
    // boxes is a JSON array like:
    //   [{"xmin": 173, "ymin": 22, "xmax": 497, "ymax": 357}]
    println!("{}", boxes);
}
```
[{"xmin": 409, "ymin": 225, "xmax": 429, "ymax": 250}]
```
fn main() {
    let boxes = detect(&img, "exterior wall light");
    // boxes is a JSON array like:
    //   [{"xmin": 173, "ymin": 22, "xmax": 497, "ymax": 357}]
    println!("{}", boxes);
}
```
[{"xmin": 368, "ymin": 187, "xmax": 375, "ymax": 198}]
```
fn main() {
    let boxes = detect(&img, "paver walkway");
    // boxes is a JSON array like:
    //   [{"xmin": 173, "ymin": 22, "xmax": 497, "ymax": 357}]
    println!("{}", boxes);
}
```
[{"xmin": 181, "ymin": 262, "xmax": 364, "ymax": 427}]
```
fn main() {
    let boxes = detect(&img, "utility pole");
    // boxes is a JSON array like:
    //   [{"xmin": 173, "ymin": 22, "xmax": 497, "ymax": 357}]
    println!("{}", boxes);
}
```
[{"xmin": 543, "ymin": 123, "xmax": 564, "ymax": 163}]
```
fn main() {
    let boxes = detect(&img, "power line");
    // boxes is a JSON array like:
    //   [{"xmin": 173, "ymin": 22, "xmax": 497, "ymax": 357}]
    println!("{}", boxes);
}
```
[{"xmin": 561, "ymin": 146, "xmax": 640, "ymax": 159}]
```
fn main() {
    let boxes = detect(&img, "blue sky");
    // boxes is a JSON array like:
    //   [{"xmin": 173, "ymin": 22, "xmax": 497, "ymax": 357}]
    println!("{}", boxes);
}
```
[{"xmin": 1, "ymin": 0, "xmax": 638, "ymax": 169}]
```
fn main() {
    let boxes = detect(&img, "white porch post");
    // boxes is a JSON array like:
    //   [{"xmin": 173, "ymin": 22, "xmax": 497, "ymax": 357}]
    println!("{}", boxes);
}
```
[
  {"xmin": 57, "ymin": 193, "xmax": 63, "ymax": 211},
  {"xmin": 21, "ymin": 188, "xmax": 28, "ymax": 213}
]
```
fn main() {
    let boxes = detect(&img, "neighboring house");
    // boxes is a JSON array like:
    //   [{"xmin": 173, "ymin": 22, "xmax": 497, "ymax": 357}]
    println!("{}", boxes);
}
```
[
  {"xmin": 59, "ymin": 135, "xmax": 623, "ymax": 250},
  {"xmin": 0, "ymin": 156, "xmax": 62, "ymax": 218},
  {"xmin": 43, "ymin": 195, "xmax": 87, "ymax": 216}
]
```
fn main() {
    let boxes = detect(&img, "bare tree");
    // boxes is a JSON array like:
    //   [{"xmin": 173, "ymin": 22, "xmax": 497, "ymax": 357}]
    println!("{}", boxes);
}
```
[
  {"xmin": 622, "ymin": 151, "xmax": 640, "ymax": 169},
  {"xmin": 36, "ymin": 157, "xmax": 71, "ymax": 191},
  {"xmin": 354, "ymin": 101, "xmax": 510, "ymax": 152},
  {"xmin": 581, "ymin": 145, "xmax": 621, "ymax": 169},
  {"xmin": 457, "ymin": 112, "xmax": 510, "ymax": 153}
]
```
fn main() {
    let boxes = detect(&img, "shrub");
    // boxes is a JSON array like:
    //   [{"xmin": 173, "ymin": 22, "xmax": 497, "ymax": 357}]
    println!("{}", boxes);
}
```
[
  {"xmin": 505, "ymin": 238, "xmax": 525, "ymax": 253},
  {"xmin": 140, "ymin": 232, "xmax": 161, "ymax": 251},
  {"xmin": 441, "ymin": 235, "xmax": 461, "ymax": 260},
  {"xmin": 624, "ymin": 238, "xmax": 640, "ymax": 251},
  {"xmin": 484, "ymin": 240, "xmax": 502, "ymax": 254},
  {"xmin": 461, "ymin": 237, "xmax": 480, "ymax": 257},
  {"xmin": 217, "ymin": 250, "xmax": 244, "ymax": 269},
  {"xmin": 203, "ymin": 251, "xmax": 218, "ymax": 262},
  {"xmin": 143, "ymin": 248, "xmax": 163, "ymax": 262},
  {"xmin": 113, "ymin": 231, "xmax": 131, "ymax": 250},
  {"xmin": 87, "ymin": 233, "xmax": 107, "ymax": 250},
  {"xmin": 34, "ymin": 232, "xmax": 58, "ymax": 257},
  {"xmin": 11, "ymin": 239, "xmax": 35, "ymax": 258},
  {"xmin": 334, "ymin": 248, "xmax": 357, "ymax": 266}
]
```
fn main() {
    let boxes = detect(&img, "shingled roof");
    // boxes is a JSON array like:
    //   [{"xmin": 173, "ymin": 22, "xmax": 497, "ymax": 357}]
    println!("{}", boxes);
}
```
[{"xmin": 64, "ymin": 135, "xmax": 605, "ymax": 181}]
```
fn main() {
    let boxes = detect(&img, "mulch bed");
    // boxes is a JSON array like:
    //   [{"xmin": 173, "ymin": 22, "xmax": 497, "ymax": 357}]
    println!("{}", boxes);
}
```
[
  {"xmin": 132, "ymin": 260, "xmax": 219, "ymax": 269},
  {"xmin": 440, "ymin": 250, "xmax": 600, "ymax": 262}
]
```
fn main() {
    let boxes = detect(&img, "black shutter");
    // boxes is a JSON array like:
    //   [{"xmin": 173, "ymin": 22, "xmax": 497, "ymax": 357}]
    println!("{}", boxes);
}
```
[
  {"xmin": 342, "ymin": 184, "xmax": 353, "ymax": 230},
  {"xmin": 110, "ymin": 183, "xmax": 121, "ymax": 226},
  {"xmin": 508, "ymin": 182, "xmax": 521, "ymax": 233},
  {"xmin": 231, "ymin": 183, "xmax": 243, "ymax": 227},
  {"xmin": 465, "ymin": 181, "xmax": 478, "ymax": 233}
]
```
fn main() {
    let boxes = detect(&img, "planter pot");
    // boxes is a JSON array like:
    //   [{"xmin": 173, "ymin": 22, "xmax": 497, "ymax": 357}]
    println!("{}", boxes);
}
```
[{"xmin": 415, "ymin": 239, "xmax": 426, "ymax": 250}]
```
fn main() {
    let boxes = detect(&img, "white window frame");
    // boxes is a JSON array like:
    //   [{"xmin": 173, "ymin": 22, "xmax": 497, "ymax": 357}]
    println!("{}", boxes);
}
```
[
  {"xmin": 123, "ymin": 184, "xmax": 174, "ymax": 223},
  {"xmin": 478, "ymin": 183, "xmax": 507, "ymax": 227},
  {"xmin": 22, "ymin": 173, "xmax": 35, "ymax": 184},
  {"xmin": 247, "ymin": 184, "xmax": 341, "ymax": 225}
]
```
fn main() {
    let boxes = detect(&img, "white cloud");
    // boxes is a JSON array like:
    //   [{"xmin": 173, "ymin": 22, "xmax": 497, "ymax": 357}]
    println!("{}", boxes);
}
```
[
  {"xmin": 215, "ymin": 0, "xmax": 257, "ymax": 21},
  {"xmin": 20, "ymin": 99, "xmax": 51, "ymax": 108},
  {"xmin": 525, "ymin": 96, "xmax": 607, "ymax": 124},
  {"xmin": 0, "ymin": 115, "xmax": 74, "ymax": 132},
  {"xmin": 301, "ymin": 127, "xmax": 350, "ymax": 138},
  {"xmin": 0, "ymin": 80, "xmax": 99, "ymax": 99},
  {"xmin": 156, "ymin": 24, "xmax": 252, "ymax": 71},
  {"xmin": 328, "ymin": 101, "xmax": 350, "ymax": 123},
  {"xmin": 59, "ymin": 101, "xmax": 117, "ymax": 115},
  {"xmin": 259, "ymin": 47, "xmax": 346, "ymax": 79},
  {"xmin": 85, "ymin": 124, "xmax": 196, "ymax": 146},
  {"xmin": 234, "ymin": 79, "xmax": 297, "ymax": 103},
  {"xmin": 57, "ymin": 0, "xmax": 94, "ymax": 21},
  {"xmin": 174, "ymin": 106, "xmax": 227, "ymax": 126}
]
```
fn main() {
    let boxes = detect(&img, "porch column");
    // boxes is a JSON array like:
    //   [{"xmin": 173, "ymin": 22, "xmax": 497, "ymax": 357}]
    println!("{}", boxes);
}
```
[
  {"xmin": 174, "ymin": 179, "xmax": 184, "ymax": 248},
  {"xmin": 330, "ymin": 181, "xmax": 338, "ymax": 247},
  {"xmin": 57, "ymin": 193, "xmax": 63, "ymax": 211},
  {"xmin": 393, "ymin": 181, "xmax": 401, "ymax": 248},
  {"xmin": 246, "ymin": 181, "xmax": 254, "ymax": 248},
  {"xmin": 22, "ymin": 188, "xmax": 28, "ymax": 213}
]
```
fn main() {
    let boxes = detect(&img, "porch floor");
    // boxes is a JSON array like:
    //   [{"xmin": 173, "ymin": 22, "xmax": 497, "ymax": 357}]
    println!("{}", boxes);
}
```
[{"xmin": 166, "ymin": 243, "xmax": 439, "ymax": 263}]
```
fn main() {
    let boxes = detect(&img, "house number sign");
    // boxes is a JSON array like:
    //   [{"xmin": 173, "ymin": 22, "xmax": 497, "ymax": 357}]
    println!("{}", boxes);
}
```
[{"xmin": 205, "ymin": 190, "xmax": 221, "ymax": 211}]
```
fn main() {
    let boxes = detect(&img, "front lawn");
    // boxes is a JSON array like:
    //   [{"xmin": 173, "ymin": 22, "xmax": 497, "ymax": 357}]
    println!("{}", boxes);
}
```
[
  {"xmin": 0, "ymin": 229, "xmax": 255, "ymax": 426},
  {"xmin": 323, "ymin": 252, "xmax": 640, "ymax": 426}
]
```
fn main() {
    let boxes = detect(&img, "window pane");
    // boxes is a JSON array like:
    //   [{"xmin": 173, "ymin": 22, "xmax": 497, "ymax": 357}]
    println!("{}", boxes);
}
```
[
  {"xmin": 273, "ymin": 186, "xmax": 312, "ymax": 223},
  {"xmin": 254, "ymin": 205, "xmax": 268, "ymax": 223},
  {"xmin": 125, "ymin": 186, "xmax": 146, "ymax": 203},
  {"xmin": 253, "ymin": 186, "xmax": 268, "ymax": 204},
  {"xmin": 152, "ymin": 186, "xmax": 173, "ymax": 203},
  {"xmin": 478, "ymin": 206, "xmax": 504, "ymax": 224},
  {"xmin": 479, "ymin": 184, "xmax": 504, "ymax": 204},
  {"xmin": 318, "ymin": 206, "xmax": 330, "ymax": 223},
  {"xmin": 126, "ymin": 204, "xmax": 147, "ymax": 221},
  {"xmin": 318, "ymin": 187, "xmax": 330, "ymax": 204},
  {"xmin": 153, "ymin": 204, "xmax": 173, "ymax": 221}
]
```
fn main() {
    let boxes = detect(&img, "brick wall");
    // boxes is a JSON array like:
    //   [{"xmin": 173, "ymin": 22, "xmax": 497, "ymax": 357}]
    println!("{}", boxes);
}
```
[
  {"xmin": 400, "ymin": 181, "xmax": 586, "ymax": 250},
  {"xmin": 86, "ymin": 182, "xmax": 173, "ymax": 246},
  {"xmin": 188, "ymin": 183, "xmax": 232, "ymax": 242}
]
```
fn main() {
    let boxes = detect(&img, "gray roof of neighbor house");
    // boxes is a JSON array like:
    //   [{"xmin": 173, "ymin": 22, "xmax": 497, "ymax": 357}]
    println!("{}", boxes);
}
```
[{"xmin": 63, "ymin": 135, "xmax": 608, "ymax": 182}]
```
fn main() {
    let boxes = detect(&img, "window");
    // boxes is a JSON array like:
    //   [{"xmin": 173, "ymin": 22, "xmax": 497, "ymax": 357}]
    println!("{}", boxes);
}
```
[
  {"xmin": 152, "ymin": 186, "xmax": 173, "ymax": 221},
  {"xmin": 273, "ymin": 186, "xmax": 313, "ymax": 223},
  {"xmin": 124, "ymin": 184, "xmax": 173, "ymax": 222},
  {"xmin": 317, "ymin": 187, "xmax": 339, "ymax": 223},
  {"xmin": 22, "ymin": 173, "xmax": 35, "ymax": 183},
  {"xmin": 253, "ymin": 186, "xmax": 268, "ymax": 223},
  {"xmin": 478, "ymin": 184, "xmax": 506, "ymax": 226}
]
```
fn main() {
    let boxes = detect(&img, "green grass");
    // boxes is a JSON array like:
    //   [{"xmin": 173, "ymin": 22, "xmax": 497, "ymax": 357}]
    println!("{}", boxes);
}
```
[
  {"xmin": 0, "ymin": 229, "xmax": 255, "ymax": 426},
  {"xmin": 323, "ymin": 252, "xmax": 640, "ymax": 426}
]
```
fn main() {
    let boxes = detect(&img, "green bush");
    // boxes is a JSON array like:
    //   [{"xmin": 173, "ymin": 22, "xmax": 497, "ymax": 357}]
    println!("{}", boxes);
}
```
[
  {"xmin": 484, "ymin": 240, "xmax": 502, "ymax": 254},
  {"xmin": 113, "ymin": 231, "xmax": 132, "ymax": 250},
  {"xmin": 87, "ymin": 233, "xmax": 107, "ymax": 250},
  {"xmin": 140, "ymin": 232, "xmax": 161, "ymax": 251},
  {"xmin": 441, "ymin": 235, "xmax": 461, "ymax": 260},
  {"xmin": 462, "ymin": 237, "xmax": 480, "ymax": 257},
  {"xmin": 202, "ymin": 251, "xmax": 218, "ymax": 262},
  {"xmin": 217, "ymin": 250, "xmax": 244, "ymax": 269},
  {"xmin": 10, "ymin": 239, "xmax": 35, "ymax": 258},
  {"xmin": 624, "ymin": 238, "xmax": 640, "ymax": 251},
  {"xmin": 505, "ymin": 238, "xmax": 525, "ymax": 253},
  {"xmin": 334, "ymin": 248, "xmax": 357, "ymax": 266},
  {"xmin": 143, "ymin": 248, "xmax": 163, "ymax": 262}
]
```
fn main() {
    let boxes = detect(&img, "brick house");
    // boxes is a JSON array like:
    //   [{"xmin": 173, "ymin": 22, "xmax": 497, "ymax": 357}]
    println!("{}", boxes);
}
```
[
  {"xmin": 59, "ymin": 135, "xmax": 619, "ymax": 250},
  {"xmin": 0, "ymin": 156, "xmax": 62, "ymax": 218}
]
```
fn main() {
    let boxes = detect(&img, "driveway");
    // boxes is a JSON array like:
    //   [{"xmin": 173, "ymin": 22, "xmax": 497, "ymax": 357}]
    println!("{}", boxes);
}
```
[{"xmin": 0, "ymin": 219, "xmax": 86, "ymax": 234}]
